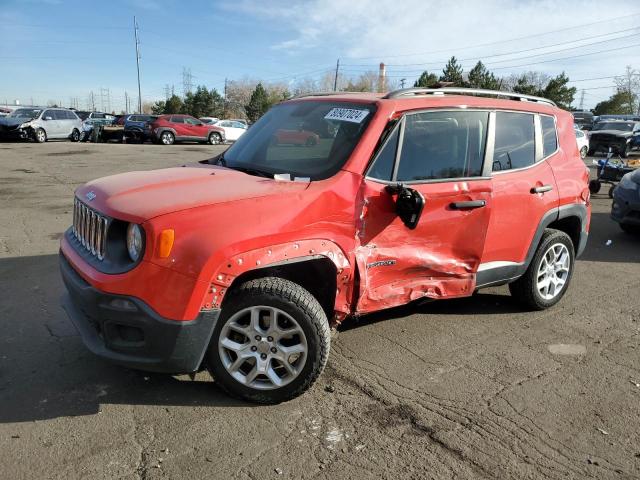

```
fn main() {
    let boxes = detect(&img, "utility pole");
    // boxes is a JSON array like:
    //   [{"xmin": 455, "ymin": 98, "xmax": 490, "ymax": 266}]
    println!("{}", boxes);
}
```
[
  {"xmin": 223, "ymin": 77, "xmax": 228, "ymax": 119},
  {"xmin": 579, "ymin": 89, "xmax": 585, "ymax": 111},
  {"xmin": 164, "ymin": 84, "xmax": 171, "ymax": 100},
  {"xmin": 89, "ymin": 91, "xmax": 95, "ymax": 111},
  {"xmin": 400, "ymin": 78, "xmax": 406, "ymax": 89},
  {"xmin": 333, "ymin": 59, "xmax": 340, "ymax": 92},
  {"xmin": 134, "ymin": 16, "xmax": 142, "ymax": 113},
  {"xmin": 125, "ymin": 91, "xmax": 129, "ymax": 114}
]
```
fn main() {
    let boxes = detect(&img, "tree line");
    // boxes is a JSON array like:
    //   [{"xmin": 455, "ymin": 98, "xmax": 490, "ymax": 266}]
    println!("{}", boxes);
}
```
[{"xmin": 148, "ymin": 56, "xmax": 638, "ymax": 120}]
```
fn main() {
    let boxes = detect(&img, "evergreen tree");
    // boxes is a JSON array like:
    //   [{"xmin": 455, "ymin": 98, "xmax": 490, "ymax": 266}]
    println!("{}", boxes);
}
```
[
  {"xmin": 439, "ymin": 56, "xmax": 465, "ymax": 86},
  {"xmin": 414, "ymin": 71, "xmax": 439, "ymax": 88},
  {"xmin": 467, "ymin": 61, "xmax": 500, "ymax": 90},
  {"xmin": 245, "ymin": 83, "xmax": 270, "ymax": 122},
  {"xmin": 541, "ymin": 72, "xmax": 576, "ymax": 110}
]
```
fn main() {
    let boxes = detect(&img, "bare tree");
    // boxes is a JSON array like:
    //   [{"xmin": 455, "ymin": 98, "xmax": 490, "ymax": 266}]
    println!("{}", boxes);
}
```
[
  {"xmin": 503, "ymin": 71, "xmax": 551, "ymax": 92},
  {"xmin": 614, "ymin": 66, "xmax": 640, "ymax": 114}
]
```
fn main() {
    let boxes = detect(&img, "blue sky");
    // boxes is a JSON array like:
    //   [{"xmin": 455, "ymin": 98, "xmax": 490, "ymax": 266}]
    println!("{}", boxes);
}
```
[{"xmin": 1, "ymin": 0, "xmax": 639, "ymax": 111}]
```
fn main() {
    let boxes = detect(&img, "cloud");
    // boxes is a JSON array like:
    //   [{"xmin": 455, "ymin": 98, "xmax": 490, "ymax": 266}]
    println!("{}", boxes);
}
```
[{"xmin": 230, "ymin": 0, "xmax": 640, "ymax": 103}]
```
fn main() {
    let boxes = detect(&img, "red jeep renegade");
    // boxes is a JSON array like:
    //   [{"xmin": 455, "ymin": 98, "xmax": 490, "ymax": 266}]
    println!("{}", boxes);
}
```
[{"xmin": 60, "ymin": 88, "xmax": 590, "ymax": 403}]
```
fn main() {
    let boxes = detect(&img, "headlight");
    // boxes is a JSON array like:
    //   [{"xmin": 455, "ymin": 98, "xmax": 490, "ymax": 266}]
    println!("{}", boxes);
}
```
[
  {"xmin": 126, "ymin": 224, "xmax": 143, "ymax": 261},
  {"xmin": 619, "ymin": 174, "xmax": 639, "ymax": 191},
  {"xmin": 18, "ymin": 122, "xmax": 30, "ymax": 128}
]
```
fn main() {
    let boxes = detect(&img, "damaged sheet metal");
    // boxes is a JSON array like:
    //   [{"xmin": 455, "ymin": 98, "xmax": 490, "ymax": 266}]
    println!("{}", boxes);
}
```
[{"xmin": 353, "ymin": 178, "xmax": 492, "ymax": 314}]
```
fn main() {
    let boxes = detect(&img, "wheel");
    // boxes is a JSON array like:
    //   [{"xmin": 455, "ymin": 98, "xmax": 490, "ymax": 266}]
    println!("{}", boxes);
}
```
[
  {"xmin": 160, "ymin": 131, "xmax": 174, "ymax": 145},
  {"xmin": 208, "ymin": 132, "xmax": 222, "ymax": 145},
  {"xmin": 608, "ymin": 184, "xmax": 616, "ymax": 198},
  {"xmin": 509, "ymin": 229, "xmax": 575, "ymax": 310},
  {"xmin": 587, "ymin": 148, "xmax": 595, "ymax": 156},
  {"xmin": 305, "ymin": 136, "xmax": 317, "ymax": 146},
  {"xmin": 588, "ymin": 179, "xmax": 601, "ymax": 194},
  {"xmin": 70, "ymin": 129, "xmax": 80, "ymax": 142},
  {"xmin": 580, "ymin": 146, "xmax": 588, "ymax": 159},
  {"xmin": 34, "ymin": 128, "xmax": 47, "ymax": 143},
  {"xmin": 620, "ymin": 144, "xmax": 629, "ymax": 158},
  {"xmin": 206, "ymin": 277, "xmax": 330, "ymax": 404}
]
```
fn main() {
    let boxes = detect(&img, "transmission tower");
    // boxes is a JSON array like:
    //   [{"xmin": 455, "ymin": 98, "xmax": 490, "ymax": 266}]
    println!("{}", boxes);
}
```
[
  {"xmin": 182, "ymin": 67, "xmax": 194, "ymax": 96},
  {"xmin": 579, "ymin": 89, "xmax": 585, "ymax": 111}
]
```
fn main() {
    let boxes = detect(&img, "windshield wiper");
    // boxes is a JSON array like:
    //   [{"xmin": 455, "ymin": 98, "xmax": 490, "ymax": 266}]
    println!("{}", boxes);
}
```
[{"xmin": 227, "ymin": 166, "xmax": 272, "ymax": 178}]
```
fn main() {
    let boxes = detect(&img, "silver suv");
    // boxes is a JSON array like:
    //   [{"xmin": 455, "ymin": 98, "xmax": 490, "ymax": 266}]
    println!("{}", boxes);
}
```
[{"xmin": 0, "ymin": 107, "xmax": 83, "ymax": 143}]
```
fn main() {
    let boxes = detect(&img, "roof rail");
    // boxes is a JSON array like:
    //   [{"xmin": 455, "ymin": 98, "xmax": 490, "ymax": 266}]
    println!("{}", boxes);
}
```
[
  {"xmin": 383, "ymin": 87, "xmax": 556, "ymax": 107},
  {"xmin": 289, "ymin": 91, "xmax": 377, "ymax": 100}
]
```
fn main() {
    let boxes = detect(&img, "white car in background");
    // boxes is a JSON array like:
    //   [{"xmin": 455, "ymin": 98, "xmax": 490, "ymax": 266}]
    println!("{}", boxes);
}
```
[
  {"xmin": 576, "ymin": 128, "xmax": 589, "ymax": 159},
  {"xmin": 199, "ymin": 117, "xmax": 220, "ymax": 124},
  {"xmin": 212, "ymin": 119, "xmax": 247, "ymax": 142}
]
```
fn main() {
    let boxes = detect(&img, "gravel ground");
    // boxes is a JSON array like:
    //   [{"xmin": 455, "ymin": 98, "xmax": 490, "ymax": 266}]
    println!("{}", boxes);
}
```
[{"xmin": 0, "ymin": 141, "xmax": 639, "ymax": 479}]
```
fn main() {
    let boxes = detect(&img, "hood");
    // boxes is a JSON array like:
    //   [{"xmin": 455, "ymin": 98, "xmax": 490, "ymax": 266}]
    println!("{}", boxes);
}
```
[
  {"xmin": 590, "ymin": 129, "xmax": 633, "ymax": 138},
  {"xmin": 75, "ymin": 165, "xmax": 310, "ymax": 223},
  {"xmin": 0, "ymin": 117, "xmax": 29, "ymax": 128}
]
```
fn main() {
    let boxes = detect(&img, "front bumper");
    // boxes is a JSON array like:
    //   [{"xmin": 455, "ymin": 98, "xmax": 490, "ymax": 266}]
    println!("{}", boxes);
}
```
[
  {"xmin": 611, "ymin": 185, "xmax": 640, "ymax": 227},
  {"xmin": 0, "ymin": 127, "xmax": 29, "ymax": 140},
  {"xmin": 60, "ymin": 253, "xmax": 219, "ymax": 373}
]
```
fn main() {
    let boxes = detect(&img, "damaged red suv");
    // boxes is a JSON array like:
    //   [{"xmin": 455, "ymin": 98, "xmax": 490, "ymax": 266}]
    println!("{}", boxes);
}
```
[{"xmin": 60, "ymin": 88, "xmax": 590, "ymax": 403}]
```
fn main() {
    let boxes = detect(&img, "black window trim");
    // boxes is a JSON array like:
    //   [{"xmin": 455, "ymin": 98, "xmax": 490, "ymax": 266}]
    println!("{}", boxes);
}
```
[{"xmin": 365, "ymin": 107, "xmax": 494, "ymax": 185}]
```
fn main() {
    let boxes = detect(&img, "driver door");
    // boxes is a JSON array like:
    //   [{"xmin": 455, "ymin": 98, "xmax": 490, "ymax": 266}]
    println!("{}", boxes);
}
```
[{"xmin": 356, "ymin": 110, "xmax": 494, "ymax": 313}]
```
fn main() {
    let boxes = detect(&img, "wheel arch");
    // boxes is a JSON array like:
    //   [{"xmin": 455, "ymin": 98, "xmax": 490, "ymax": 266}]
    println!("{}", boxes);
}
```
[{"xmin": 201, "ymin": 239, "xmax": 354, "ymax": 325}]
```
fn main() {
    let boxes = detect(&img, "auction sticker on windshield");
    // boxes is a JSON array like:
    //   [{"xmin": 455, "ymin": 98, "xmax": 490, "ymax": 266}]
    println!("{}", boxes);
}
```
[{"xmin": 324, "ymin": 108, "xmax": 370, "ymax": 123}]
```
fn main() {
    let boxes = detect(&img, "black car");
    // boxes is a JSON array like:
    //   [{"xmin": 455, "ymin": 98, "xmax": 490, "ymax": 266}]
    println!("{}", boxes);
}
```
[
  {"xmin": 589, "ymin": 120, "xmax": 640, "ymax": 158},
  {"xmin": 611, "ymin": 169, "xmax": 640, "ymax": 234},
  {"xmin": 572, "ymin": 110, "xmax": 594, "ymax": 130}
]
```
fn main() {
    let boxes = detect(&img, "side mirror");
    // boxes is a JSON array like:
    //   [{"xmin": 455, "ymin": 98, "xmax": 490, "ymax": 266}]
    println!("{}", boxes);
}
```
[{"xmin": 385, "ymin": 184, "xmax": 425, "ymax": 229}]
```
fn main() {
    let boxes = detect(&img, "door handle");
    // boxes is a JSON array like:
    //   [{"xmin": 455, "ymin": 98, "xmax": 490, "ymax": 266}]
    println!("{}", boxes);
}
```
[
  {"xmin": 450, "ymin": 200, "xmax": 486, "ymax": 210},
  {"xmin": 531, "ymin": 185, "xmax": 553, "ymax": 194}
]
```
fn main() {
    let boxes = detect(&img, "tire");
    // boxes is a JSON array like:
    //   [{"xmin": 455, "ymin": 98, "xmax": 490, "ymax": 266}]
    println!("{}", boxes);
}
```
[
  {"xmin": 588, "ymin": 179, "xmax": 601, "ymax": 194},
  {"xmin": 608, "ymin": 184, "xmax": 616, "ymax": 198},
  {"xmin": 509, "ymin": 229, "xmax": 575, "ymax": 311},
  {"xmin": 34, "ymin": 128, "xmax": 47, "ymax": 143},
  {"xmin": 160, "ymin": 131, "xmax": 174, "ymax": 145},
  {"xmin": 206, "ymin": 277, "xmax": 330, "ymax": 404},
  {"xmin": 587, "ymin": 148, "xmax": 595, "ymax": 156},
  {"xmin": 620, "ymin": 144, "xmax": 629, "ymax": 158},
  {"xmin": 208, "ymin": 132, "xmax": 222, "ymax": 145},
  {"xmin": 70, "ymin": 129, "xmax": 80, "ymax": 142},
  {"xmin": 580, "ymin": 146, "xmax": 588, "ymax": 159}
]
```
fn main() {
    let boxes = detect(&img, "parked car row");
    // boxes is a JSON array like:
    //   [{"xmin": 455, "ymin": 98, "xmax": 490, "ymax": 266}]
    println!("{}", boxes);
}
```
[{"xmin": 0, "ymin": 106, "xmax": 250, "ymax": 146}]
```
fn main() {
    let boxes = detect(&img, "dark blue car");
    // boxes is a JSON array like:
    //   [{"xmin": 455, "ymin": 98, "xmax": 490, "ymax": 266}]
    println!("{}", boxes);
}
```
[{"xmin": 124, "ymin": 114, "xmax": 157, "ymax": 143}]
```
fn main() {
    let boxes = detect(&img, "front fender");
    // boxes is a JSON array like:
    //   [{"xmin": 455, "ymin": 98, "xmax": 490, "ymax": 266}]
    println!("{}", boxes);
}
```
[{"xmin": 198, "ymin": 239, "xmax": 354, "ymax": 315}]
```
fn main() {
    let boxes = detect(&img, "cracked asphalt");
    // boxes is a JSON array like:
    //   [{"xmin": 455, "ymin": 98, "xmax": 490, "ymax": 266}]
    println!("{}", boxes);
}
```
[{"xmin": 0, "ymin": 141, "xmax": 639, "ymax": 479}]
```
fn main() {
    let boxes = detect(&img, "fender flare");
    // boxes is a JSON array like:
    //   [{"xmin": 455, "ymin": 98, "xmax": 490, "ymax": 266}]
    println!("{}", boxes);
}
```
[{"xmin": 199, "ymin": 239, "xmax": 353, "ymax": 314}]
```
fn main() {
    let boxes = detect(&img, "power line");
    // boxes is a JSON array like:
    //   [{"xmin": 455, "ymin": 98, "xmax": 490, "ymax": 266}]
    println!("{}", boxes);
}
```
[{"xmin": 342, "ymin": 12, "xmax": 640, "ymax": 61}]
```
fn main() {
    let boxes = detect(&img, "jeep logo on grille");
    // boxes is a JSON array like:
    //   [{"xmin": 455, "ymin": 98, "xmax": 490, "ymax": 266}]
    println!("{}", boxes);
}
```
[{"xmin": 85, "ymin": 191, "xmax": 96, "ymax": 201}]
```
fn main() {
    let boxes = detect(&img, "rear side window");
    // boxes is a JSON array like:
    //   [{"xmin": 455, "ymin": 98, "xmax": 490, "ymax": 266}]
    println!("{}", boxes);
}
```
[
  {"xmin": 493, "ymin": 112, "xmax": 535, "ymax": 171},
  {"xmin": 396, "ymin": 110, "xmax": 488, "ymax": 181},
  {"xmin": 540, "ymin": 115, "xmax": 557, "ymax": 157},
  {"xmin": 170, "ymin": 116, "xmax": 184, "ymax": 124}
]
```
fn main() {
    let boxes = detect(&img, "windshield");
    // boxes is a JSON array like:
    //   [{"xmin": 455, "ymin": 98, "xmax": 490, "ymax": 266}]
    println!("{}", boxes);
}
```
[
  {"xmin": 593, "ymin": 122, "xmax": 634, "ymax": 132},
  {"xmin": 9, "ymin": 108, "xmax": 41, "ymax": 119},
  {"xmin": 219, "ymin": 101, "xmax": 377, "ymax": 180}
]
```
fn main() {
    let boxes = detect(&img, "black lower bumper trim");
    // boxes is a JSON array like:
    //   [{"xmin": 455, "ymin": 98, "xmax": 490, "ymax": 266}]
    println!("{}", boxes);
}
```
[{"xmin": 59, "ymin": 252, "xmax": 219, "ymax": 374}]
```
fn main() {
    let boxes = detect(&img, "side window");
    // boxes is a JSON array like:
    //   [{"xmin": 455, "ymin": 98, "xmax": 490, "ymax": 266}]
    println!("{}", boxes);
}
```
[
  {"xmin": 396, "ymin": 110, "xmax": 488, "ymax": 182},
  {"xmin": 43, "ymin": 110, "xmax": 54, "ymax": 119},
  {"xmin": 540, "ymin": 115, "xmax": 557, "ymax": 157},
  {"xmin": 93, "ymin": 113, "xmax": 105, "ymax": 119},
  {"xmin": 367, "ymin": 124, "xmax": 399, "ymax": 181},
  {"xmin": 493, "ymin": 112, "xmax": 535, "ymax": 171},
  {"xmin": 170, "ymin": 116, "xmax": 184, "ymax": 124}
]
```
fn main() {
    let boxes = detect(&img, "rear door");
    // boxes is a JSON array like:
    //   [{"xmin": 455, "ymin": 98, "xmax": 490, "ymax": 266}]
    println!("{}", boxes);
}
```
[
  {"xmin": 356, "ymin": 109, "xmax": 493, "ymax": 313},
  {"xmin": 184, "ymin": 116, "xmax": 207, "ymax": 140},
  {"xmin": 477, "ymin": 112, "xmax": 559, "ymax": 286},
  {"xmin": 169, "ymin": 116, "xmax": 187, "ymax": 138}
]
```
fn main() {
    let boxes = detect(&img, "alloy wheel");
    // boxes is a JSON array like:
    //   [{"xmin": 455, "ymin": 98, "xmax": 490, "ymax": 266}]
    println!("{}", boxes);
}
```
[
  {"xmin": 536, "ymin": 243, "xmax": 571, "ymax": 300},
  {"xmin": 218, "ymin": 305, "xmax": 308, "ymax": 390}
]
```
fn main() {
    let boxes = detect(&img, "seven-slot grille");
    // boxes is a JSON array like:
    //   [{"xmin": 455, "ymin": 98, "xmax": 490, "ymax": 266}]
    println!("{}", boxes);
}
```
[{"xmin": 72, "ymin": 198, "xmax": 109, "ymax": 260}]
